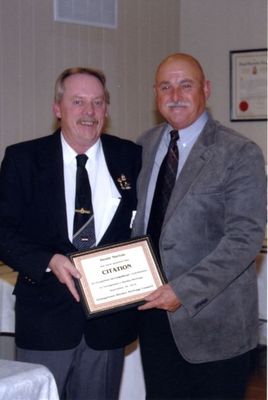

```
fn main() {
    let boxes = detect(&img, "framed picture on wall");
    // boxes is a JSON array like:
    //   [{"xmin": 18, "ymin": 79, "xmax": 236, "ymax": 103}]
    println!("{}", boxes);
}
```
[{"xmin": 230, "ymin": 49, "xmax": 267, "ymax": 121}]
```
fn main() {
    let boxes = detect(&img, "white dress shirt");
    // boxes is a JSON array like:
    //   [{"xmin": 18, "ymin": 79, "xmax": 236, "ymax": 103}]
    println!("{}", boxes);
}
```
[{"xmin": 61, "ymin": 134, "xmax": 121, "ymax": 244}]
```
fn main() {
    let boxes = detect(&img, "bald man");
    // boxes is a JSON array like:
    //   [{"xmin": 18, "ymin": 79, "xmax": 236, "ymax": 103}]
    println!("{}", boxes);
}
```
[{"xmin": 132, "ymin": 53, "xmax": 266, "ymax": 399}]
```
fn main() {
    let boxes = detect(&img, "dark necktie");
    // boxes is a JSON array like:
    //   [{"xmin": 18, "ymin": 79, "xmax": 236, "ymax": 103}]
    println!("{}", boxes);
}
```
[
  {"xmin": 147, "ymin": 130, "xmax": 179, "ymax": 256},
  {"xmin": 73, "ymin": 154, "xmax": 96, "ymax": 250}
]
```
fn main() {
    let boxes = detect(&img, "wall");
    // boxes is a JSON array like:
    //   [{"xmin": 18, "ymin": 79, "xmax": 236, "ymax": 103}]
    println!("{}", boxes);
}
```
[
  {"xmin": 0, "ymin": 1, "xmax": 266, "ymax": 161},
  {"xmin": 179, "ymin": 0, "xmax": 267, "ymax": 162},
  {"xmin": 0, "ymin": 0, "xmax": 180, "ymax": 161}
]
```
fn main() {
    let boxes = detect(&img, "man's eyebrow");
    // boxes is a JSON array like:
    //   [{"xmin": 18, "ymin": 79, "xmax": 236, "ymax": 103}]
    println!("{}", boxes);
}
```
[
  {"xmin": 179, "ymin": 78, "xmax": 195, "ymax": 83},
  {"xmin": 157, "ymin": 80, "xmax": 171, "ymax": 86},
  {"xmin": 158, "ymin": 78, "xmax": 195, "ymax": 85},
  {"xmin": 71, "ymin": 94, "xmax": 105, "ymax": 99},
  {"xmin": 71, "ymin": 95, "xmax": 84, "ymax": 99}
]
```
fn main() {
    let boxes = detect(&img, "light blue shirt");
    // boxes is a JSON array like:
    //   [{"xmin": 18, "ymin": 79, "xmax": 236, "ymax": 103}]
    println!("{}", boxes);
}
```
[{"xmin": 144, "ymin": 111, "xmax": 209, "ymax": 230}]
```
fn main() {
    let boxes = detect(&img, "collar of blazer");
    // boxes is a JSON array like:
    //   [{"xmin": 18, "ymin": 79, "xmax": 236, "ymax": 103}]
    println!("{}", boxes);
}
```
[
  {"xmin": 100, "ymin": 133, "xmax": 135, "ymax": 196},
  {"xmin": 166, "ymin": 117, "xmax": 218, "ymax": 224},
  {"xmin": 24, "ymin": 130, "xmax": 70, "ymax": 248},
  {"xmin": 38, "ymin": 130, "xmax": 135, "ymax": 196}
]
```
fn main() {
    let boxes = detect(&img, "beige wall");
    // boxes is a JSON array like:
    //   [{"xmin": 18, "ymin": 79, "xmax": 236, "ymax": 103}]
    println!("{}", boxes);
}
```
[
  {"xmin": 1, "ymin": 0, "xmax": 266, "ymax": 164},
  {"xmin": 180, "ymin": 0, "xmax": 267, "ymax": 162},
  {"xmin": 0, "ymin": 0, "xmax": 181, "ymax": 161}
]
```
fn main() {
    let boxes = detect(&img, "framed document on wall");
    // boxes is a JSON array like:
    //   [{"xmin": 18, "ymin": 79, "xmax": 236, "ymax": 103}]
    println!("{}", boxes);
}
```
[{"xmin": 230, "ymin": 48, "xmax": 267, "ymax": 121}]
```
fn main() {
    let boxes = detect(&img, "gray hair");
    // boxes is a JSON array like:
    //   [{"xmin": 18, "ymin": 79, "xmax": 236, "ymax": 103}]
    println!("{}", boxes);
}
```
[{"xmin": 54, "ymin": 67, "xmax": 110, "ymax": 104}]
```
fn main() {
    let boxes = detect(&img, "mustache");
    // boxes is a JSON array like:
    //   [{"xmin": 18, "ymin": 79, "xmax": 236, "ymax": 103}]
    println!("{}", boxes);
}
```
[{"xmin": 166, "ymin": 101, "xmax": 190, "ymax": 108}]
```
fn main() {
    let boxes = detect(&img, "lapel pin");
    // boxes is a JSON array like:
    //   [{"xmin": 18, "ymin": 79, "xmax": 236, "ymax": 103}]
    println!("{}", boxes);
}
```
[{"xmin": 117, "ymin": 174, "xmax": 131, "ymax": 190}]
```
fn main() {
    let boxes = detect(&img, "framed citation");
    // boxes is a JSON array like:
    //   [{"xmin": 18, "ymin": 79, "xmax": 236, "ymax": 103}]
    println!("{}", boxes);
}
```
[
  {"xmin": 70, "ymin": 236, "xmax": 165, "ymax": 318},
  {"xmin": 230, "ymin": 48, "xmax": 267, "ymax": 121}
]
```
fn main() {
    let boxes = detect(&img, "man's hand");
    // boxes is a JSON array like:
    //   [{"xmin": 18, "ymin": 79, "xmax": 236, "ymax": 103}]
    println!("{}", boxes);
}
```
[
  {"xmin": 138, "ymin": 283, "xmax": 181, "ymax": 312},
  {"xmin": 49, "ymin": 254, "xmax": 81, "ymax": 302}
]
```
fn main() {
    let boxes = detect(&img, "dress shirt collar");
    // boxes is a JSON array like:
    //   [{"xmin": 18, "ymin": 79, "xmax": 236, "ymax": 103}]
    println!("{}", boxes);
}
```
[
  {"xmin": 165, "ymin": 110, "xmax": 209, "ymax": 147},
  {"xmin": 61, "ymin": 132, "xmax": 101, "ymax": 165}
]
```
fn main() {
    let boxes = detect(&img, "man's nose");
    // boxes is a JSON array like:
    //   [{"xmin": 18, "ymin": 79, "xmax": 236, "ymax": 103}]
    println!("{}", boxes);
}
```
[
  {"xmin": 171, "ymin": 86, "xmax": 183, "ymax": 101},
  {"xmin": 83, "ymin": 102, "xmax": 94, "ymax": 114}
]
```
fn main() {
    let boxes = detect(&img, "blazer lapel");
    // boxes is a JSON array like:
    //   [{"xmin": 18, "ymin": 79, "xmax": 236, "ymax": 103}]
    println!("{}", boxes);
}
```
[
  {"xmin": 98, "ymin": 135, "xmax": 131, "ymax": 244},
  {"xmin": 100, "ymin": 135, "xmax": 130, "ymax": 195},
  {"xmin": 37, "ymin": 131, "xmax": 70, "ymax": 242},
  {"xmin": 136, "ymin": 125, "xmax": 166, "ymax": 227},
  {"xmin": 164, "ymin": 119, "xmax": 216, "ymax": 224}
]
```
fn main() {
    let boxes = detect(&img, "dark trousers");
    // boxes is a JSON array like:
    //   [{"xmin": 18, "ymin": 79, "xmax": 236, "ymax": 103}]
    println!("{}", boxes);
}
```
[{"xmin": 139, "ymin": 309, "xmax": 252, "ymax": 400}]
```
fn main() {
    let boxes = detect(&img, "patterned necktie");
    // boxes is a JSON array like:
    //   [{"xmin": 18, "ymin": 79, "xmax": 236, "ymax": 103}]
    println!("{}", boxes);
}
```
[
  {"xmin": 147, "ymin": 130, "xmax": 179, "ymax": 256},
  {"xmin": 73, "ymin": 154, "xmax": 96, "ymax": 250}
]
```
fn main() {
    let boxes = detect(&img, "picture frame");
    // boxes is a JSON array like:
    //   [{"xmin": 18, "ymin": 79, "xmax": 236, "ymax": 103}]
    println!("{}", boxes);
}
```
[
  {"xmin": 69, "ymin": 236, "xmax": 165, "ymax": 318},
  {"xmin": 230, "ymin": 49, "xmax": 267, "ymax": 121}
]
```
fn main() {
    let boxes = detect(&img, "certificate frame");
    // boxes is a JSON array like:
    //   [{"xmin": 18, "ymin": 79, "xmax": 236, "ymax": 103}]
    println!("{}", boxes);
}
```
[
  {"xmin": 230, "ymin": 48, "xmax": 267, "ymax": 121},
  {"xmin": 70, "ymin": 236, "xmax": 165, "ymax": 318}
]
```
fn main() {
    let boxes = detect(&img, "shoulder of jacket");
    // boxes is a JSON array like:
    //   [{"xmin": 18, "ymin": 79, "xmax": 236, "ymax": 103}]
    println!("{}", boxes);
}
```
[
  {"xmin": 137, "ymin": 123, "xmax": 167, "ymax": 145},
  {"xmin": 5, "ymin": 130, "xmax": 59, "ymax": 154},
  {"xmin": 101, "ymin": 133, "xmax": 141, "ymax": 156}
]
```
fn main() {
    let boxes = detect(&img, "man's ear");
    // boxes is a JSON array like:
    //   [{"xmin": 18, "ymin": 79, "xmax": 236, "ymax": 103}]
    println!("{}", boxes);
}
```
[
  {"xmin": 204, "ymin": 80, "xmax": 211, "ymax": 100},
  {"xmin": 53, "ymin": 103, "xmax": 61, "ymax": 119},
  {"xmin": 153, "ymin": 84, "xmax": 157, "ymax": 98}
]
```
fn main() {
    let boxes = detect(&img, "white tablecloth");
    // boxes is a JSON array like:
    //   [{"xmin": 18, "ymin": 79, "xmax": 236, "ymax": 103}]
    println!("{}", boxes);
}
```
[
  {"xmin": 0, "ymin": 279, "xmax": 15, "ymax": 333},
  {"xmin": 119, "ymin": 340, "xmax": 145, "ymax": 400},
  {"xmin": 256, "ymin": 249, "xmax": 267, "ymax": 345},
  {"xmin": 0, "ymin": 360, "xmax": 59, "ymax": 400}
]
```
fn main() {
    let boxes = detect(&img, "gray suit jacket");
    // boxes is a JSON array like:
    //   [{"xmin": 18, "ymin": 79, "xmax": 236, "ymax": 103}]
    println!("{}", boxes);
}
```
[{"xmin": 132, "ymin": 115, "xmax": 266, "ymax": 363}]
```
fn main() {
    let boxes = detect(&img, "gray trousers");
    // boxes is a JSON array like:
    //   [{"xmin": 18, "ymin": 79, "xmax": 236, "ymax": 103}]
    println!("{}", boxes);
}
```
[{"xmin": 17, "ymin": 336, "xmax": 124, "ymax": 400}]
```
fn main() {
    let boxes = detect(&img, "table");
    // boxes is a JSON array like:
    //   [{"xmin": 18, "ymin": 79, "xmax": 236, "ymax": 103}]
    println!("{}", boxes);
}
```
[
  {"xmin": 0, "ymin": 265, "xmax": 16, "ymax": 333},
  {"xmin": 119, "ymin": 340, "xmax": 145, "ymax": 400},
  {"xmin": 0, "ymin": 264, "xmax": 17, "ymax": 360},
  {"xmin": 0, "ymin": 263, "xmax": 17, "ymax": 286},
  {"xmin": 0, "ymin": 359, "xmax": 59, "ymax": 400},
  {"xmin": 256, "ymin": 246, "xmax": 267, "ymax": 345}
]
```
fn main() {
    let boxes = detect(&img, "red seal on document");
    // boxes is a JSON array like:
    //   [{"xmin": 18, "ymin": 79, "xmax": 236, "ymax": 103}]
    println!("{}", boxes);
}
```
[{"xmin": 239, "ymin": 101, "xmax": 249, "ymax": 112}]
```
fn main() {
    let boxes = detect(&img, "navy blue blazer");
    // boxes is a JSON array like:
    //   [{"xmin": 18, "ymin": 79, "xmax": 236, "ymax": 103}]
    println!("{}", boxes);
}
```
[{"xmin": 0, "ymin": 130, "xmax": 142, "ymax": 350}]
